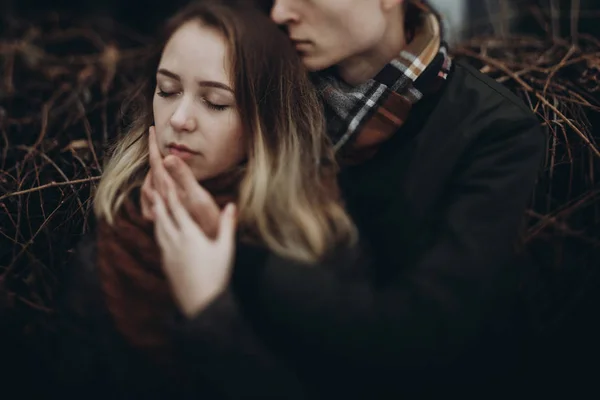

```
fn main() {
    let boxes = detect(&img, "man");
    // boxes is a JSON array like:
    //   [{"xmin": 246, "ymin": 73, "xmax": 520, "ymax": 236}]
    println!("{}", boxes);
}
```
[{"xmin": 145, "ymin": 0, "xmax": 546, "ymax": 397}]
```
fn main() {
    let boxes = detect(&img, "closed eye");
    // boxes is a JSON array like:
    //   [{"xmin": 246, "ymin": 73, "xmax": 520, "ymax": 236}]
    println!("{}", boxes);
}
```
[
  {"xmin": 203, "ymin": 99, "xmax": 229, "ymax": 111},
  {"xmin": 157, "ymin": 89, "xmax": 178, "ymax": 98},
  {"xmin": 157, "ymin": 88, "xmax": 229, "ymax": 111}
]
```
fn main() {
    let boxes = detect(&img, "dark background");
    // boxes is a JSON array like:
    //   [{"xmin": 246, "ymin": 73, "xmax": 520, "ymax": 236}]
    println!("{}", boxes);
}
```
[{"xmin": 1, "ymin": 0, "xmax": 599, "ymax": 392}]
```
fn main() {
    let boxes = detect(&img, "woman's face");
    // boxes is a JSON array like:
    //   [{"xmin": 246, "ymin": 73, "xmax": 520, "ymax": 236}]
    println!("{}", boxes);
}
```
[{"xmin": 153, "ymin": 21, "xmax": 245, "ymax": 181}]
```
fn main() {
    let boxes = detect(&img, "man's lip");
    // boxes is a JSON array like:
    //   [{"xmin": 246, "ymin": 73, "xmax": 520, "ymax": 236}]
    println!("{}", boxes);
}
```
[{"xmin": 292, "ymin": 40, "xmax": 312, "ymax": 51}]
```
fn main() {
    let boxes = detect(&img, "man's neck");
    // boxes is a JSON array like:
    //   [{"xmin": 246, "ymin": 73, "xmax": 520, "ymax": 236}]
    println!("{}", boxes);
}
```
[{"xmin": 336, "ymin": 8, "xmax": 407, "ymax": 86}]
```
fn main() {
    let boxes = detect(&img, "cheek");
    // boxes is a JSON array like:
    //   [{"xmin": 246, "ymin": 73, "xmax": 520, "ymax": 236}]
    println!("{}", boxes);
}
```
[
  {"xmin": 205, "ymin": 115, "xmax": 246, "ymax": 161},
  {"xmin": 152, "ymin": 97, "xmax": 166, "ymax": 125},
  {"xmin": 152, "ymin": 95, "xmax": 180, "ymax": 128},
  {"xmin": 231, "ymin": 129, "xmax": 247, "ymax": 160},
  {"xmin": 152, "ymin": 97, "xmax": 159, "ymax": 120},
  {"xmin": 223, "ymin": 124, "xmax": 246, "ymax": 160},
  {"xmin": 327, "ymin": 8, "xmax": 383, "ymax": 48}
]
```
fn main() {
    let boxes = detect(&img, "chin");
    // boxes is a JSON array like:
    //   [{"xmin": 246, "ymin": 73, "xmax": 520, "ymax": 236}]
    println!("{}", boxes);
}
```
[
  {"xmin": 302, "ymin": 50, "xmax": 352, "ymax": 73},
  {"xmin": 194, "ymin": 169, "xmax": 224, "ymax": 183},
  {"xmin": 193, "ymin": 170, "xmax": 211, "ymax": 182},
  {"xmin": 300, "ymin": 53, "xmax": 336, "ymax": 72}
]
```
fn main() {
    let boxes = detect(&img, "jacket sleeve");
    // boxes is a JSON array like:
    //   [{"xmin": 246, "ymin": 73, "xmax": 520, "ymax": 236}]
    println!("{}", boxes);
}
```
[
  {"xmin": 168, "ymin": 244, "xmax": 308, "ymax": 400},
  {"xmin": 51, "ymin": 234, "xmax": 127, "ymax": 395},
  {"xmin": 230, "ymin": 112, "xmax": 546, "ymax": 371}
]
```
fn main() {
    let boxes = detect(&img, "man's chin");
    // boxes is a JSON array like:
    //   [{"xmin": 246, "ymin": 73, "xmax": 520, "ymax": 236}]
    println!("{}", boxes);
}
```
[{"xmin": 300, "ymin": 53, "xmax": 336, "ymax": 72}]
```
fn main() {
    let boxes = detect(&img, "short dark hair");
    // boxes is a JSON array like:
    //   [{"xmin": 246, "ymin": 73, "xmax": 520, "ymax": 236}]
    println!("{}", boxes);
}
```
[{"xmin": 405, "ymin": 1, "xmax": 444, "ymax": 42}]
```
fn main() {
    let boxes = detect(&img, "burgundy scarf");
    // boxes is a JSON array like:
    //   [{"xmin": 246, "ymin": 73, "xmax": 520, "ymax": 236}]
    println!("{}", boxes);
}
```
[{"xmin": 96, "ymin": 171, "xmax": 241, "ymax": 365}]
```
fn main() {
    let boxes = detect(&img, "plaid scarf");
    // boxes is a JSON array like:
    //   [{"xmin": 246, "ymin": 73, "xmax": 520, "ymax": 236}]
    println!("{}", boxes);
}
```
[{"xmin": 315, "ymin": 1, "xmax": 453, "ymax": 163}]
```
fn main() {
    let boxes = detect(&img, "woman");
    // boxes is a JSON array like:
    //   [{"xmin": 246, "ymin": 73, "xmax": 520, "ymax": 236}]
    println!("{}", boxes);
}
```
[{"xmin": 51, "ymin": 1, "xmax": 356, "ymax": 398}]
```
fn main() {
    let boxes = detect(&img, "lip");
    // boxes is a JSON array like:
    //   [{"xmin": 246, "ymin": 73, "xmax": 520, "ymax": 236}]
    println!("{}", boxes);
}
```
[
  {"xmin": 167, "ymin": 143, "xmax": 199, "ymax": 160},
  {"xmin": 291, "ymin": 39, "xmax": 311, "ymax": 48}
]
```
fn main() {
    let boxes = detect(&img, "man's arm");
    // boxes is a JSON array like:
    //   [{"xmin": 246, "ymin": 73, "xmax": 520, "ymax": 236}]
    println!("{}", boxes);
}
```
[
  {"xmin": 172, "ymin": 247, "xmax": 307, "ymax": 400},
  {"xmin": 229, "ymin": 113, "xmax": 545, "ymax": 369}
]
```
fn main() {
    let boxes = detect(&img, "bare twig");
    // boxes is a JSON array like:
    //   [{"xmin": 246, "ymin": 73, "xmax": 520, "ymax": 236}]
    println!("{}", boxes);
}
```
[{"xmin": 0, "ymin": 177, "xmax": 101, "ymax": 201}]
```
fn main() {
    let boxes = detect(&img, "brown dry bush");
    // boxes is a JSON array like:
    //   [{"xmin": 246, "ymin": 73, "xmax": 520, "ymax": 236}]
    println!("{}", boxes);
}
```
[{"xmin": 1, "ymin": 2, "xmax": 599, "ymax": 342}]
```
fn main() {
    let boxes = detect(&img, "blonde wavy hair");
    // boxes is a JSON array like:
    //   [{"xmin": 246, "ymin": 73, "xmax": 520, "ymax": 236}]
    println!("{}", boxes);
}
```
[{"xmin": 94, "ymin": 0, "xmax": 356, "ymax": 263}]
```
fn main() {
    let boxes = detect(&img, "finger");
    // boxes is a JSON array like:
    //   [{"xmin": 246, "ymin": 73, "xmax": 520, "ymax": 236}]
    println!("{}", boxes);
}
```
[
  {"xmin": 153, "ymin": 191, "xmax": 178, "ymax": 245},
  {"xmin": 145, "ymin": 168, "xmax": 155, "ymax": 191},
  {"xmin": 164, "ymin": 155, "xmax": 198, "ymax": 193},
  {"xmin": 164, "ymin": 157, "xmax": 220, "ymax": 236},
  {"xmin": 216, "ymin": 203, "xmax": 237, "ymax": 250},
  {"xmin": 148, "ymin": 126, "xmax": 161, "ymax": 171},
  {"xmin": 190, "ymin": 187, "xmax": 221, "ymax": 239},
  {"xmin": 141, "ymin": 171, "xmax": 155, "ymax": 220},
  {"xmin": 148, "ymin": 126, "xmax": 169, "ymax": 197},
  {"xmin": 141, "ymin": 196, "xmax": 154, "ymax": 221},
  {"xmin": 160, "ymin": 164, "xmax": 183, "ymax": 210},
  {"xmin": 166, "ymin": 181, "xmax": 195, "ymax": 232},
  {"xmin": 166, "ymin": 157, "xmax": 220, "ymax": 236}
]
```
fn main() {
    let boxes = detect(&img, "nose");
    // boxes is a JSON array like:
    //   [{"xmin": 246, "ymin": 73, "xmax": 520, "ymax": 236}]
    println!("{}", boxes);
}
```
[
  {"xmin": 270, "ymin": 0, "xmax": 299, "ymax": 25},
  {"xmin": 169, "ymin": 97, "xmax": 197, "ymax": 133}
]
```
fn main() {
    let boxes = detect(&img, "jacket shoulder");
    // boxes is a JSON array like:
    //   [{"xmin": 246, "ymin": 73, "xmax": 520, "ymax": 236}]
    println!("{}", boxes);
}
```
[{"xmin": 447, "ymin": 58, "xmax": 540, "ymax": 126}]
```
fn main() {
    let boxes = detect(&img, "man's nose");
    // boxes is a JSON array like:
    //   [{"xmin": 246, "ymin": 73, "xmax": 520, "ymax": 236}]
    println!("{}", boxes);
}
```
[{"xmin": 270, "ymin": 0, "xmax": 299, "ymax": 25}]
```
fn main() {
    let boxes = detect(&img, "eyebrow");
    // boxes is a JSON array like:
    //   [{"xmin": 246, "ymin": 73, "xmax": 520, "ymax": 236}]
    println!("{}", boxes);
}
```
[{"xmin": 157, "ymin": 68, "xmax": 234, "ymax": 93}]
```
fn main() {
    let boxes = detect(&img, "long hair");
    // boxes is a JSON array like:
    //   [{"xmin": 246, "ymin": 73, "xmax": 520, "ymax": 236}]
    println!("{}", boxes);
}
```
[{"xmin": 93, "ymin": 0, "xmax": 356, "ymax": 262}]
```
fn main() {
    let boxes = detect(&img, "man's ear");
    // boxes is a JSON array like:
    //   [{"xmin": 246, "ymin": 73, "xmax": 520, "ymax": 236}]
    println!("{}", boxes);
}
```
[{"xmin": 381, "ymin": 0, "xmax": 404, "ymax": 12}]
